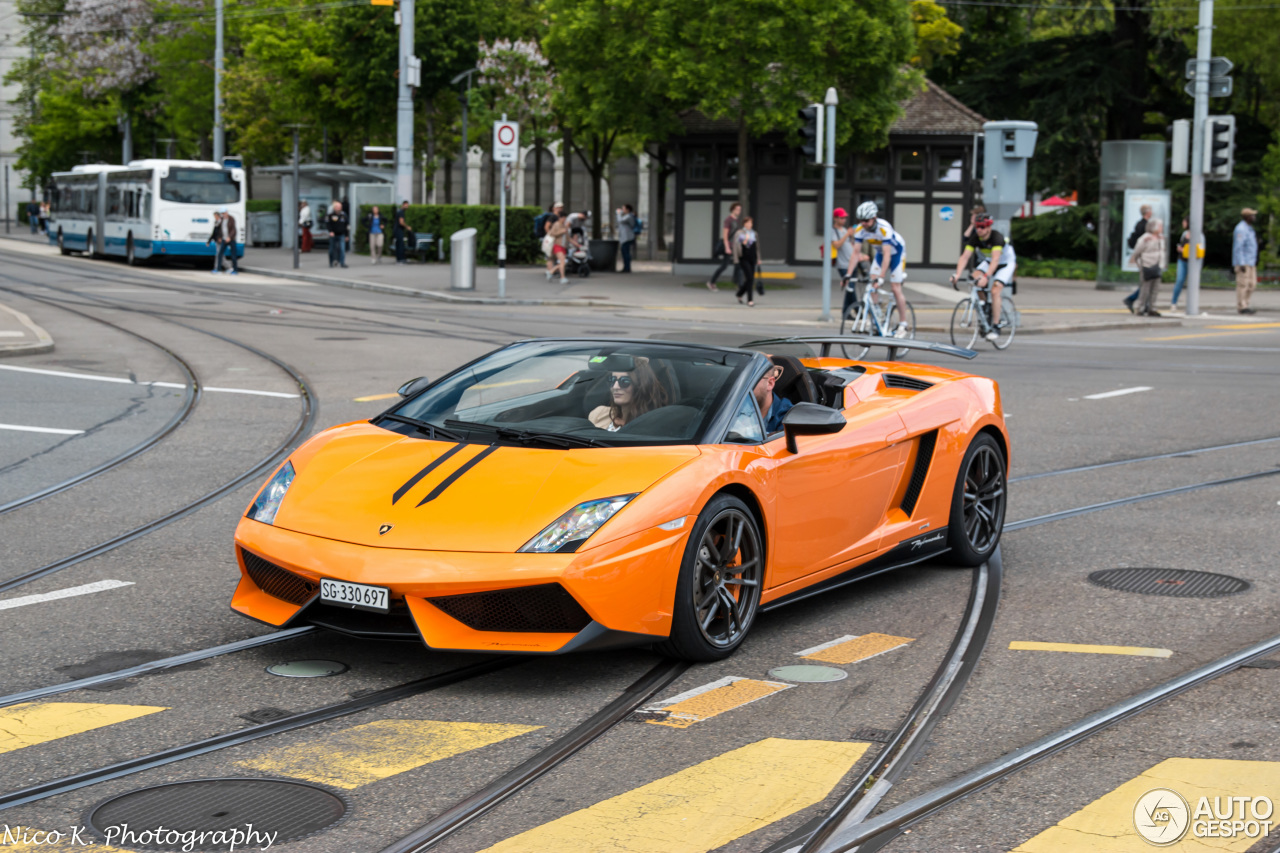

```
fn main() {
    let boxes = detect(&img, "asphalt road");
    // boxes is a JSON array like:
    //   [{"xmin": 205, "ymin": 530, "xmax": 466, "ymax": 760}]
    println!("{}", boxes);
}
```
[{"xmin": 0, "ymin": 247, "xmax": 1277, "ymax": 853}]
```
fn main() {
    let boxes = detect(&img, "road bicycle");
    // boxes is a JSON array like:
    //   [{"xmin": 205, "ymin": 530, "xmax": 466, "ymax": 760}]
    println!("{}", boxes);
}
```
[
  {"xmin": 838, "ymin": 265, "xmax": 917, "ymax": 360},
  {"xmin": 949, "ymin": 273, "xmax": 1019, "ymax": 350}
]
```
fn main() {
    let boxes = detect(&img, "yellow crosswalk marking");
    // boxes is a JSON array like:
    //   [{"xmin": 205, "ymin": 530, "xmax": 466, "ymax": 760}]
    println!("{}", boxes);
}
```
[
  {"xmin": 237, "ymin": 720, "xmax": 540, "ymax": 789},
  {"xmin": 353, "ymin": 392, "xmax": 399, "ymax": 402},
  {"xmin": 480, "ymin": 738, "xmax": 869, "ymax": 853},
  {"xmin": 643, "ymin": 676, "xmax": 792, "ymax": 729},
  {"xmin": 1011, "ymin": 758, "xmax": 1280, "ymax": 851},
  {"xmin": 0, "ymin": 826, "xmax": 128, "ymax": 851},
  {"xmin": 1009, "ymin": 641, "xmax": 1172, "ymax": 658},
  {"xmin": 798, "ymin": 633, "xmax": 914, "ymax": 665},
  {"xmin": 0, "ymin": 702, "xmax": 166, "ymax": 755}
]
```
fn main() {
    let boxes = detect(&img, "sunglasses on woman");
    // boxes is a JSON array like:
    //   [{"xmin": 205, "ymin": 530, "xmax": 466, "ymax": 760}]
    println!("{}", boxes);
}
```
[{"xmin": 608, "ymin": 375, "xmax": 634, "ymax": 388}]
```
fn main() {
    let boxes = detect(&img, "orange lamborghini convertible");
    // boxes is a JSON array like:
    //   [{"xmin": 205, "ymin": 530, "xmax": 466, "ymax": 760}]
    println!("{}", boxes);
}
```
[{"xmin": 232, "ymin": 336, "xmax": 1008, "ymax": 661}]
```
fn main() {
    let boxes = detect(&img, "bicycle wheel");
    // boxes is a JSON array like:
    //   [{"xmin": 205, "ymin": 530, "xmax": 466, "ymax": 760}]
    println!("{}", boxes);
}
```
[
  {"xmin": 991, "ymin": 295, "xmax": 1016, "ymax": 350},
  {"xmin": 886, "ymin": 301, "xmax": 916, "ymax": 338},
  {"xmin": 950, "ymin": 298, "xmax": 980, "ymax": 348},
  {"xmin": 839, "ymin": 304, "xmax": 872, "ymax": 360}
]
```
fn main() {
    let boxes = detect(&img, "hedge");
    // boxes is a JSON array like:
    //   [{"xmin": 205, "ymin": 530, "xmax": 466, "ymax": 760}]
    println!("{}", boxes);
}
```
[
  {"xmin": 353, "ymin": 204, "xmax": 542, "ymax": 264},
  {"xmin": 1009, "ymin": 204, "xmax": 1099, "ymax": 262},
  {"xmin": 247, "ymin": 199, "xmax": 282, "ymax": 213}
]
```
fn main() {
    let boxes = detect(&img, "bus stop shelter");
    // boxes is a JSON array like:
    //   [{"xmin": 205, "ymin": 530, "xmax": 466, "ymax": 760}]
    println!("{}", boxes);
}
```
[{"xmin": 260, "ymin": 163, "xmax": 396, "ymax": 249}]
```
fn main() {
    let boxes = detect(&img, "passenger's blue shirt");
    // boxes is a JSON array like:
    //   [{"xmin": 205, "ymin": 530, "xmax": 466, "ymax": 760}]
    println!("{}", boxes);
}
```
[
  {"xmin": 370, "ymin": 215, "xmax": 383, "ymax": 235},
  {"xmin": 765, "ymin": 396, "xmax": 794, "ymax": 433}
]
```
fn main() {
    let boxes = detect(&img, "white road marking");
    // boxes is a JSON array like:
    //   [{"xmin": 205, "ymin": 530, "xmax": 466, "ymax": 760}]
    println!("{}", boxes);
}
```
[
  {"xmin": 0, "ymin": 331, "xmax": 24, "ymax": 337},
  {"xmin": 1083, "ymin": 386, "xmax": 1152, "ymax": 400},
  {"xmin": 0, "ymin": 423, "xmax": 86, "ymax": 435},
  {"xmin": 905, "ymin": 281, "xmax": 967, "ymax": 305},
  {"xmin": 0, "ymin": 364, "xmax": 298, "ymax": 398},
  {"xmin": 0, "ymin": 579, "xmax": 133, "ymax": 611}
]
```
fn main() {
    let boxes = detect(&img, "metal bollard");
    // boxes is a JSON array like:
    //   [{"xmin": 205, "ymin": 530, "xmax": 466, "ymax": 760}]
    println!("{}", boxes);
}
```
[{"xmin": 450, "ymin": 227, "xmax": 477, "ymax": 291}]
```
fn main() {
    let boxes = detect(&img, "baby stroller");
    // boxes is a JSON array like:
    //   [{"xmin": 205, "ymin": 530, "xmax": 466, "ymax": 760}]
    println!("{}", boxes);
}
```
[{"xmin": 564, "ymin": 224, "xmax": 591, "ymax": 277}]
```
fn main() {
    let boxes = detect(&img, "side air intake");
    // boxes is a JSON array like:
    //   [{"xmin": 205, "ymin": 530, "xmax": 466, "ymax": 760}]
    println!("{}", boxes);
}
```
[
  {"xmin": 900, "ymin": 430, "xmax": 938, "ymax": 516},
  {"xmin": 883, "ymin": 374, "xmax": 934, "ymax": 392},
  {"xmin": 241, "ymin": 549, "xmax": 318, "ymax": 605},
  {"xmin": 428, "ymin": 583, "xmax": 592, "ymax": 633}
]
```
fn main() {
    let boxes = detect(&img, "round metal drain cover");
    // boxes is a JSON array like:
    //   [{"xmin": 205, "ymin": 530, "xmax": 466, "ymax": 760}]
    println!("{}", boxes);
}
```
[
  {"xmin": 768, "ymin": 665, "xmax": 848, "ymax": 683},
  {"xmin": 88, "ymin": 778, "xmax": 346, "ymax": 850},
  {"xmin": 266, "ymin": 659, "xmax": 348, "ymax": 678},
  {"xmin": 1088, "ymin": 568, "xmax": 1251, "ymax": 598}
]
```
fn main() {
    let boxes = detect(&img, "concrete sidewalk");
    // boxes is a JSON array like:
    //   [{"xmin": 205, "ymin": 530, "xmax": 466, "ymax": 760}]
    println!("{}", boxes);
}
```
[{"xmin": 0, "ymin": 301, "xmax": 54, "ymax": 356}]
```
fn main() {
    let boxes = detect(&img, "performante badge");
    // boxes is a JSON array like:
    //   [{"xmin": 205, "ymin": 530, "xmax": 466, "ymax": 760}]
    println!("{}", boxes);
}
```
[{"xmin": 379, "ymin": 524, "xmax": 393, "ymax": 536}]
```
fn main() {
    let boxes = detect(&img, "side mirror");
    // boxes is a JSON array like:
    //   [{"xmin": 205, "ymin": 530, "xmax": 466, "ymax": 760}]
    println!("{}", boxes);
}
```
[
  {"xmin": 397, "ymin": 376, "xmax": 431, "ymax": 397},
  {"xmin": 782, "ymin": 402, "xmax": 845, "ymax": 453}
]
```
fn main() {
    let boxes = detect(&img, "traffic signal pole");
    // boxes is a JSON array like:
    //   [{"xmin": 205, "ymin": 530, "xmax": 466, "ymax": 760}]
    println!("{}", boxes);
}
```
[
  {"xmin": 396, "ymin": 0, "xmax": 415, "ymax": 205},
  {"xmin": 820, "ymin": 88, "xmax": 837, "ymax": 322},
  {"xmin": 1186, "ymin": 0, "xmax": 1213, "ymax": 317},
  {"xmin": 213, "ymin": 0, "xmax": 223, "ymax": 163}
]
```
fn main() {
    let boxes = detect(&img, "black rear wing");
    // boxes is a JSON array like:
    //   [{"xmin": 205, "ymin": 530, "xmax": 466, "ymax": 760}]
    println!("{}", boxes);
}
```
[{"xmin": 745, "ymin": 336, "xmax": 978, "ymax": 361}]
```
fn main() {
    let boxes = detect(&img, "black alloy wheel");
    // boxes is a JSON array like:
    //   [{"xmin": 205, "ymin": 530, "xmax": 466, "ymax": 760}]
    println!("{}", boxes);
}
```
[
  {"xmin": 659, "ymin": 494, "xmax": 763, "ymax": 661},
  {"xmin": 946, "ymin": 433, "xmax": 1006, "ymax": 566}
]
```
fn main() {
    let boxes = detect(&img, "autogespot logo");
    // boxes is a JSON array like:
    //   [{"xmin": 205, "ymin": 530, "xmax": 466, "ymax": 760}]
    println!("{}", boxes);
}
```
[{"xmin": 1134, "ymin": 788, "xmax": 1190, "ymax": 845}]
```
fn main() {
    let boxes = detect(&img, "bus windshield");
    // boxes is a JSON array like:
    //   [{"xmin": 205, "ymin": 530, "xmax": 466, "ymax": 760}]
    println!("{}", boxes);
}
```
[{"xmin": 160, "ymin": 169, "xmax": 240, "ymax": 204}]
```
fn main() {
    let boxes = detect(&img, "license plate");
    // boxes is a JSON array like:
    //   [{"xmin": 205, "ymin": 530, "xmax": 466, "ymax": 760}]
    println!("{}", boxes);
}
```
[{"xmin": 320, "ymin": 579, "xmax": 389, "ymax": 613}]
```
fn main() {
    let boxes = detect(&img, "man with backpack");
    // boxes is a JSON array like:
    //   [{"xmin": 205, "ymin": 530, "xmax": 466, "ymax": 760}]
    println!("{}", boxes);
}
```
[{"xmin": 1122, "ymin": 205, "xmax": 1153, "ymax": 312}]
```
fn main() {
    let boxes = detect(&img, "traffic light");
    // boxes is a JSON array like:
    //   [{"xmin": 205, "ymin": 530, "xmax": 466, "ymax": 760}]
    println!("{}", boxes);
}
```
[
  {"xmin": 798, "ymin": 104, "xmax": 823, "ymax": 166},
  {"xmin": 1203, "ymin": 115, "xmax": 1235, "ymax": 181}
]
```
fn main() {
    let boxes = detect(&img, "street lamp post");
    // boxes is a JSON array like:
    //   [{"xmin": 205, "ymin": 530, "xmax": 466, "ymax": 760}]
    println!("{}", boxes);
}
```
[
  {"xmin": 395, "ymin": 0, "xmax": 414, "ymax": 204},
  {"xmin": 213, "ymin": 0, "xmax": 224, "ymax": 163},
  {"xmin": 820, "ymin": 87, "xmax": 838, "ymax": 322},
  {"xmin": 285, "ymin": 124, "xmax": 307, "ymax": 270},
  {"xmin": 451, "ymin": 68, "xmax": 478, "ymax": 205},
  {"xmin": 1185, "ymin": 0, "xmax": 1214, "ymax": 317}
]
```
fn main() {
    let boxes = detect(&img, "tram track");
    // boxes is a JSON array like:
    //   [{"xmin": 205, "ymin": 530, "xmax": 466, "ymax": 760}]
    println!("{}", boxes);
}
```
[{"xmin": 0, "ymin": 280, "xmax": 317, "ymax": 595}]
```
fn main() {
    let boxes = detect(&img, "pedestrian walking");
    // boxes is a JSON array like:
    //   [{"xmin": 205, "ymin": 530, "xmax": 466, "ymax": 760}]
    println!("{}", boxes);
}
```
[
  {"xmin": 26, "ymin": 200, "xmax": 38, "ymax": 234},
  {"xmin": 706, "ymin": 202, "xmax": 741, "ymax": 292},
  {"xmin": 207, "ymin": 208, "xmax": 239, "ymax": 275},
  {"xmin": 547, "ymin": 211, "xmax": 569, "ymax": 284},
  {"xmin": 732, "ymin": 215, "xmax": 761, "ymax": 307},
  {"xmin": 1128, "ymin": 218, "xmax": 1165, "ymax": 316},
  {"xmin": 830, "ymin": 206, "xmax": 854, "ymax": 279},
  {"xmin": 365, "ymin": 205, "xmax": 386, "ymax": 264},
  {"xmin": 541, "ymin": 202, "xmax": 563, "ymax": 279},
  {"xmin": 1169, "ymin": 216, "xmax": 1194, "ymax": 312},
  {"xmin": 616, "ymin": 204, "xmax": 637, "ymax": 273},
  {"xmin": 298, "ymin": 201, "xmax": 313, "ymax": 253},
  {"xmin": 1123, "ymin": 205, "xmax": 1154, "ymax": 312},
  {"xmin": 393, "ymin": 200, "xmax": 410, "ymax": 264},
  {"xmin": 327, "ymin": 201, "xmax": 349, "ymax": 268},
  {"xmin": 1233, "ymin": 207, "xmax": 1259, "ymax": 315},
  {"xmin": 39, "ymin": 202, "xmax": 49, "ymax": 234}
]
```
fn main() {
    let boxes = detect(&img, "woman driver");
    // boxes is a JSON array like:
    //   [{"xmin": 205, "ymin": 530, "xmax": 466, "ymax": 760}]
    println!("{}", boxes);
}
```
[{"xmin": 589, "ymin": 356, "xmax": 669, "ymax": 431}]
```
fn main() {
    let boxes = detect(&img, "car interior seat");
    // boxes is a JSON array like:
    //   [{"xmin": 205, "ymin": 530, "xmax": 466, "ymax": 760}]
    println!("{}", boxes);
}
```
[{"xmin": 768, "ymin": 354, "xmax": 819, "ymax": 406}]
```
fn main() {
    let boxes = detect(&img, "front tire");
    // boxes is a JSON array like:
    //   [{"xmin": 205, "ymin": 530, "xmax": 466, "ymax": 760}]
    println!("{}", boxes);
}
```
[
  {"xmin": 946, "ymin": 433, "xmax": 1006, "ymax": 566},
  {"xmin": 658, "ymin": 494, "xmax": 763, "ymax": 661},
  {"xmin": 950, "ymin": 298, "xmax": 979, "ymax": 348},
  {"xmin": 58, "ymin": 230, "xmax": 70, "ymax": 255}
]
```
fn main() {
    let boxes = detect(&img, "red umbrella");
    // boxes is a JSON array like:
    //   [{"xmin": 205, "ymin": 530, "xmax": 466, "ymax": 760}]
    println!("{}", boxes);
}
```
[{"xmin": 1040, "ymin": 195, "xmax": 1074, "ymax": 207}]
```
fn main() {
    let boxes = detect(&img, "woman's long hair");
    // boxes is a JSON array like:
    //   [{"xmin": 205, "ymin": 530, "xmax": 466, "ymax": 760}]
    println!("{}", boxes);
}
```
[{"xmin": 610, "ymin": 356, "xmax": 669, "ymax": 424}]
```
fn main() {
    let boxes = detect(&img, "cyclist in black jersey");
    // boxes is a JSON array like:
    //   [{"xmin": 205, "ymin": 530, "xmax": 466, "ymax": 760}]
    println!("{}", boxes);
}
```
[{"xmin": 951, "ymin": 215, "xmax": 1016, "ymax": 341}]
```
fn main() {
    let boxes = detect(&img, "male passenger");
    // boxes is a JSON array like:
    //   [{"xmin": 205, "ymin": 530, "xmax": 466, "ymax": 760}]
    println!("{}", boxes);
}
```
[{"xmin": 753, "ymin": 365, "xmax": 793, "ymax": 433}]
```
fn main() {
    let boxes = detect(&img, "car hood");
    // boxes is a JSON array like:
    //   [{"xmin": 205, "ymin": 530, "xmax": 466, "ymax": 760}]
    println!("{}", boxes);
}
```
[{"xmin": 271, "ymin": 426, "xmax": 700, "ymax": 552}]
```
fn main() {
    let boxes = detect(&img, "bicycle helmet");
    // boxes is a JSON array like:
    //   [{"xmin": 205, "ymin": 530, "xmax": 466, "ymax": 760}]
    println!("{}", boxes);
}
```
[
  {"xmin": 974, "ymin": 213, "xmax": 994, "ymax": 227},
  {"xmin": 855, "ymin": 201, "xmax": 878, "ymax": 221}
]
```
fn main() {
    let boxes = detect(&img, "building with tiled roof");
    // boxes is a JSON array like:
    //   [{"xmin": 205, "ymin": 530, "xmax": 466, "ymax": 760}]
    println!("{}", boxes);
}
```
[{"xmin": 671, "ymin": 78, "xmax": 988, "ymax": 270}]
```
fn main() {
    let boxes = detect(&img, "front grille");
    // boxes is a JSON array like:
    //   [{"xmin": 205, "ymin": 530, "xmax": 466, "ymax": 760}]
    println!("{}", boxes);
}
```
[
  {"xmin": 883, "ymin": 374, "xmax": 934, "ymax": 392},
  {"xmin": 900, "ymin": 430, "xmax": 938, "ymax": 516},
  {"xmin": 241, "ymin": 549, "xmax": 318, "ymax": 605},
  {"xmin": 428, "ymin": 583, "xmax": 592, "ymax": 633}
]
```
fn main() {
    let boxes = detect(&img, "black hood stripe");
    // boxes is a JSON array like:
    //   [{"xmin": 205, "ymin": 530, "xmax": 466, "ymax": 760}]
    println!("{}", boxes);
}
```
[
  {"xmin": 392, "ymin": 443, "xmax": 465, "ymax": 504},
  {"xmin": 416, "ymin": 445, "xmax": 499, "ymax": 507}
]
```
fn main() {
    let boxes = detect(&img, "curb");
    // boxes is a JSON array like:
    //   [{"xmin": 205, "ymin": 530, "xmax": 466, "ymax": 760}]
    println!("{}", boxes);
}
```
[
  {"xmin": 237, "ymin": 265, "xmax": 625, "ymax": 308},
  {"xmin": 0, "ymin": 302, "xmax": 55, "ymax": 357}
]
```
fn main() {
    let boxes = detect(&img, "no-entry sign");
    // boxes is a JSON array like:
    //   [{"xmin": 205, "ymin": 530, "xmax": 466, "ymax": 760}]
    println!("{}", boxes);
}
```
[{"xmin": 493, "ymin": 120, "xmax": 520, "ymax": 162}]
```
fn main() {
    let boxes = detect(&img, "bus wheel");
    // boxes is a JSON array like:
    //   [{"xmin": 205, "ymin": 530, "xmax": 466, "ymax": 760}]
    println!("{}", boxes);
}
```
[
  {"xmin": 126, "ymin": 235, "xmax": 137, "ymax": 266},
  {"xmin": 58, "ymin": 230, "xmax": 70, "ymax": 256}
]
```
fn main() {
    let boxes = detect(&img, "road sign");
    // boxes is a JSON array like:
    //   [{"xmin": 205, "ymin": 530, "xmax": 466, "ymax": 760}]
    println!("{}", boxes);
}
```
[
  {"xmin": 363, "ymin": 146, "xmax": 395, "ymax": 165},
  {"xmin": 1185, "ymin": 57, "xmax": 1233, "ymax": 79},
  {"xmin": 1184, "ymin": 77, "xmax": 1232, "ymax": 98},
  {"xmin": 493, "ymin": 120, "xmax": 519, "ymax": 163}
]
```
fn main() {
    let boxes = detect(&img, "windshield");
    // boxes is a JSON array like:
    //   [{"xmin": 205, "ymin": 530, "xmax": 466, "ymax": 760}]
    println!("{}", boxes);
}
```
[
  {"xmin": 381, "ymin": 341, "xmax": 751, "ymax": 446},
  {"xmin": 160, "ymin": 168, "xmax": 240, "ymax": 204}
]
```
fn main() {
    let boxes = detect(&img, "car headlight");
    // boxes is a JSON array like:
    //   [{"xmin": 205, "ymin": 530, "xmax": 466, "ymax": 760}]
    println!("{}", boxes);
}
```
[
  {"xmin": 247, "ymin": 461, "xmax": 295, "ymax": 525},
  {"xmin": 519, "ymin": 494, "xmax": 637, "ymax": 553}
]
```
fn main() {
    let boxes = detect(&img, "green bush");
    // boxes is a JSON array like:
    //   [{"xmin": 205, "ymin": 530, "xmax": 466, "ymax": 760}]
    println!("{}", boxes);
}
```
[
  {"xmin": 1010, "ymin": 204, "xmax": 1099, "ymax": 262},
  {"xmin": 1017, "ymin": 258, "xmax": 1097, "ymax": 280},
  {"xmin": 246, "ymin": 199, "xmax": 282, "ymax": 213},
  {"xmin": 353, "ymin": 204, "xmax": 542, "ymax": 264}
]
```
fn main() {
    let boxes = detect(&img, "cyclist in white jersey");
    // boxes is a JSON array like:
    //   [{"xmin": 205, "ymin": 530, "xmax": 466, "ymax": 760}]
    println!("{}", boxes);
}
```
[{"xmin": 845, "ymin": 202, "xmax": 910, "ymax": 337}]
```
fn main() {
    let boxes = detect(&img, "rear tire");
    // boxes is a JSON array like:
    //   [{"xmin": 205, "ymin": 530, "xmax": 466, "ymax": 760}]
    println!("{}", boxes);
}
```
[
  {"xmin": 991, "ymin": 295, "xmax": 1017, "ymax": 350},
  {"xmin": 657, "ymin": 494, "xmax": 763, "ymax": 661},
  {"xmin": 946, "ymin": 433, "xmax": 1006, "ymax": 566},
  {"xmin": 57, "ymin": 230, "xmax": 70, "ymax": 256}
]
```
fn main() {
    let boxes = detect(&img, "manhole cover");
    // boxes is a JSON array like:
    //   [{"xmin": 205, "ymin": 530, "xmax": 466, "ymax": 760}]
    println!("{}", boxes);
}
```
[
  {"xmin": 266, "ymin": 660, "xmax": 347, "ymax": 678},
  {"xmin": 1088, "ymin": 568, "xmax": 1251, "ymax": 598},
  {"xmin": 767, "ymin": 665, "xmax": 847, "ymax": 683},
  {"xmin": 88, "ymin": 778, "xmax": 346, "ymax": 850}
]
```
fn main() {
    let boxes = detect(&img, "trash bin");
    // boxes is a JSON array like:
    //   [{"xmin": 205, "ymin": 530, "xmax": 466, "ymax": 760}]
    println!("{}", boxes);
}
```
[
  {"xmin": 248, "ymin": 211, "xmax": 281, "ymax": 247},
  {"xmin": 589, "ymin": 239, "xmax": 618, "ymax": 272},
  {"xmin": 450, "ymin": 228, "xmax": 477, "ymax": 291}
]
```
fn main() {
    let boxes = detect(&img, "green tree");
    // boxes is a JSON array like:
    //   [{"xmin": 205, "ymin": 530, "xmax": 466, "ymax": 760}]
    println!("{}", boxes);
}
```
[{"xmin": 910, "ymin": 0, "xmax": 962, "ymax": 69}]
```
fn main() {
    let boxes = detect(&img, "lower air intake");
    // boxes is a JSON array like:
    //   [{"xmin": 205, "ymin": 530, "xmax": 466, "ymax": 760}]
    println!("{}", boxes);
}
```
[
  {"xmin": 428, "ymin": 583, "xmax": 592, "ymax": 633},
  {"xmin": 241, "ymin": 550, "xmax": 318, "ymax": 606}
]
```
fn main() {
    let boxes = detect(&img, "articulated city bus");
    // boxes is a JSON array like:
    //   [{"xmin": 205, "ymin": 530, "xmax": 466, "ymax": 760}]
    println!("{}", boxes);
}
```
[{"xmin": 49, "ymin": 159, "xmax": 246, "ymax": 265}]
